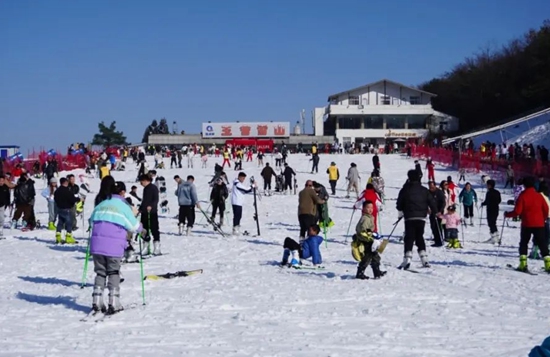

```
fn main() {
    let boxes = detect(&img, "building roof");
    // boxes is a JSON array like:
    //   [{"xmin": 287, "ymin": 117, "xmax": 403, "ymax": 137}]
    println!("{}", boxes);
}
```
[
  {"xmin": 0, "ymin": 145, "xmax": 20, "ymax": 148},
  {"xmin": 327, "ymin": 79, "xmax": 437, "ymax": 102}
]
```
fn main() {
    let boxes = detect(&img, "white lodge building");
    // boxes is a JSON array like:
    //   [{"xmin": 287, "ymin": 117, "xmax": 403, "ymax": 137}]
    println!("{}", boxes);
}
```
[{"xmin": 313, "ymin": 79, "xmax": 458, "ymax": 146}]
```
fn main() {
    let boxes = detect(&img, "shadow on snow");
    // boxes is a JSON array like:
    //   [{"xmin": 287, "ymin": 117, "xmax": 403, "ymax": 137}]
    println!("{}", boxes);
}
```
[{"xmin": 16, "ymin": 292, "xmax": 90, "ymax": 313}]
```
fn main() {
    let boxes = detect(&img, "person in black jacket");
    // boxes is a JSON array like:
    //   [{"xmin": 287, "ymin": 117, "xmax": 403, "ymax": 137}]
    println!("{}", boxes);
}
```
[
  {"xmin": 372, "ymin": 153, "xmax": 380, "ymax": 171},
  {"xmin": 12, "ymin": 174, "xmax": 36, "ymax": 229},
  {"xmin": 54, "ymin": 177, "xmax": 80, "ymax": 244},
  {"xmin": 396, "ymin": 170, "xmax": 438, "ymax": 269},
  {"xmin": 283, "ymin": 163, "xmax": 296, "ymax": 194},
  {"xmin": 139, "ymin": 174, "xmax": 161, "ymax": 255},
  {"xmin": 481, "ymin": 179, "xmax": 502, "ymax": 244},
  {"xmin": 67, "ymin": 174, "xmax": 80, "ymax": 230},
  {"xmin": 210, "ymin": 177, "xmax": 229, "ymax": 226},
  {"xmin": 428, "ymin": 180, "xmax": 446, "ymax": 247},
  {"xmin": 0, "ymin": 175, "xmax": 11, "ymax": 238},
  {"xmin": 414, "ymin": 160, "xmax": 423, "ymax": 180},
  {"xmin": 260, "ymin": 163, "xmax": 276, "ymax": 193}
]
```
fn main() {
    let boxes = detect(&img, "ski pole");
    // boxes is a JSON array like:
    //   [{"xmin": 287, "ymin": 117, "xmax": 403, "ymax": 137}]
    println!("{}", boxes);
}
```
[
  {"xmin": 493, "ymin": 218, "xmax": 507, "ymax": 267},
  {"xmin": 138, "ymin": 233, "xmax": 146, "ymax": 305},
  {"xmin": 80, "ymin": 228, "xmax": 92, "ymax": 289},
  {"xmin": 344, "ymin": 209, "xmax": 356, "ymax": 243}
]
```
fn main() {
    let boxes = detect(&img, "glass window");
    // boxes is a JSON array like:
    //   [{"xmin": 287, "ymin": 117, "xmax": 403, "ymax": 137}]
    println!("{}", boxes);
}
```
[
  {"xmin": 408, "ymin": 115, "xmax": 426, "ymax": 129},
  {"xmin": 410, "ymin": 96, "xmax": 420, "ymax": 105},
  {"xmin": 349, "ymin": 96, "xmax": 360, "ymax": 105},
  {"xmin": 364, "ymin": 116, "xmax": 384, "ymax": 129},
  {"xmin": 386, "ymin": 116, "xmax": 406, "ymax": 129},
  {"xmin": 338, "ymin": 117, "xmax": 361, "ymax": 129},
  {"xmin": 380, "ymin": 95, "xmax": 390, "ymax": 105},
  {"xmin": 330, "ymin": 98, "xmax": 339, "ymax": 105}
]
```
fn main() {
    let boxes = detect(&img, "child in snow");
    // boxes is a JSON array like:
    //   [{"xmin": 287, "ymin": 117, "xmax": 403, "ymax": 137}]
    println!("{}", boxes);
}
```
[
  {"xmin": 41, "ymin": 177, "xmax": 58, "ymax": 230},
  {"xmin": 458, "ymin": 167, "xmax": 466, "ymax": 183},
  {"xmin": 443, "ymin": 204, "xmax": 462, "ymax": 249},
  {"xmin": 458, "ymin": 182, "xmax": 477, "ymax": 226},
  {"xmin": 352, "ymin": 200, "xmax": 386, "ymax": 280},
  {"xmin": 89, "ymin": 176, "xmax": 144, "ymax": 314},
  {"xmin": 280, "ymin": 224, "xmax": 324, "ymax": 267}
]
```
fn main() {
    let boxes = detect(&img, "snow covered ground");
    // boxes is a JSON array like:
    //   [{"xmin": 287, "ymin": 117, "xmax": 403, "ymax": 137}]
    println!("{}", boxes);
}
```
[{"xmin": 0, "ymin": 153, "xmax": 547, "ymax": 357}]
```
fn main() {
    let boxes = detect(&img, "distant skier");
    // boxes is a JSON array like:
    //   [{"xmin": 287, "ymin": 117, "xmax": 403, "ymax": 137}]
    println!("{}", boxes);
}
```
[
  {"xmin": 426, "ymin": 158, "xmax": 435, "ymax": 182},
  {"xmin": 372, "ymin": 153, "xmax": 380, "ymax": 171},
  {"xmin": 414, "ymin": 160, "xmax": 423, "ymax": 180},
  {"xmin": 480, "ymin": 179, "xmax": 501, "ymax": 244},
  {"xmin": 458, "ymin": 182, "xmax": 477, "ymax": 226},
  {"xmin": 175, "ymin": 175, "xmax": 200, "ymax": 236},
  {"xmin": 346, "ymin": 162, "xmax": 360, "ymax": 199},
  {"xmin": 326, "ymin": 162, "xmax": 340, "ymax": 195},
  {"xmin": 260, "ymin": 163, "xmax": 276, "ymax": 194},
  {"xmin": 230, "ymin": 172, "xmax": 256, "ymax": 236},
  {"xmin": 283, "ymin": 163, "xmax": 296, "ymax": 194},
  {"xmin": 209, "ymin": 177, "xmax": 229, "ymax": 227}
]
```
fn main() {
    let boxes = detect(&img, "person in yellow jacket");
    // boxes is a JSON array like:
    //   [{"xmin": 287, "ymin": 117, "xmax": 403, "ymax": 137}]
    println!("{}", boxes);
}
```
[
  {"xmin": 326, "ymin": 162, "xmax": 340, "ymax": 195},
  {"xmin": 99, "ymin": 162, "xmax": 111, "ymax": 179}
]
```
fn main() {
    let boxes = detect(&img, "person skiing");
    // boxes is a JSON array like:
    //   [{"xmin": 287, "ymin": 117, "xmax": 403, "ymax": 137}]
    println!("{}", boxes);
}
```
[
  {"xmin": 283, "ymin": 163, "xmax": 296, "ymax": 194},
  {"xmin": 257, "ymin": 151, "xmax": 264, "ymax": 167},
  {"xmin": 138, "ymin": 174, "xmax": 161, "ymax": 255},
  {"xmin": 426, "ymin": 158, "xmax": 435, "ymax": 182},
  {"xmin": 346, "ymin": 162, "xmax": 361, "ymax": 199},
  {"xmin": 186, "ymin": 149, "xmax": 194, "ymax": 169},
  {"xmin": 504, "ymin": 165, "xmax": 515, "ymax": 189},
  {"xmin": 54, "ymin": 177, "xmax": 80, "ymax": 244},
  {"xmin": 67, "ymin": 174, "xmax": 80, "ymax": 230},
  {"xmin": 504, "ymin": 176, "xmax": 550, "ymax": 273},
  {"xmin": 89, "ymin": 175, "xmax": 143, "ymax": 314},
  {"xmin": 414, "ymin": 160, "xmax": 423, "ymax": 180},
  {"xmin": 443, "ymin": 204, "xmax": 462, "ymax": 249},
  {"xmin": 170, "ymin": 150, "xmax": 177, "ymax": 168},
  {"xmin": 175, "ymin": 175, "xmax": 200, "ymax": 236},
  {"xmin": 210, "ymin": 177, "xmax": 229, "ymax": 227},
  {"xmin": 355, "ymin": 184, "xmax": 381, "ymax": 232},
  {"xmin": 372, "ymin": 153, "xmax": 380, "ymax": 171},
  {"xmin": 230, "ymin": 172, "xmax": 256, "ymax": 235},
  {"xmin": 0, "ymin": 175, "xmax": 11, "ymax": 238},
  {"xmin": 41, "ymin": 177, "xmax": 58, "ymax": 230},
  {"xmin": 310, "ymin": 150, "xmax": 319, "ymax": 174},
  {"xmin": 396, "ymin": 169, "xmax": 438, "ymax": 269},
  {"xmin": 369, "ymin": 169, "xmax": 385, "ymax": 201},
  {"xmin": 459, "ymin": 182, "xmax": 477, "ymax": 226},
  {"xmin": 428, "ymin": 181, "xmax": 446, "ymax": 247},
  {"xmin": 222, "ymin": 149, "xmax": 231, "ymax": 168},
  {"xmin": 326, "ymin": 162, "xmax": 340, "ymax": 196},
  {"xmin": 458, "ymin": 167, "xmax": 466, "ymax": 183},
  {"xmin": 280, "ymin": 224, "xmax": 324, "ymax": 267},
  {"xmin": 260, "ymin": 163, "xmax": 276, "ymax": 195},
  {"xmin": 353, "ymin": 200, "xmax": 386, "ymax": 279},
  {"xmin": 446, "ymin": 176, "xmax": 458, "ymax": 203},
  {"xmin": 298, "ymin": 180, "xmax": 325, "ymax": 241},
  {"xmin": 481, "ymin": 179, "xmax": 502, "ymax": 244}
]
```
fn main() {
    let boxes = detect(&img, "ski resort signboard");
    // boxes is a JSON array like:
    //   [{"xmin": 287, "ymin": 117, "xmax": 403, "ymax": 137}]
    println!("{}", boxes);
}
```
[{"xmin": 202, "ymin": 122, "xmax": 290, "ymax": 138}]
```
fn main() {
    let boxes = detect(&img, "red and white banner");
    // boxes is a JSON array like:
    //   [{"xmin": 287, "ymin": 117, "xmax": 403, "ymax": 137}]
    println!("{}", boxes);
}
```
[{"xmin": 202, "ymin": 122, "xmax": 290, "ymax": 138}]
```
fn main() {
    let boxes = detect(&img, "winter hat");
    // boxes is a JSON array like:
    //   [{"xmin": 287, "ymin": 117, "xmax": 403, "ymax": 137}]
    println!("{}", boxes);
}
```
[
  {"xmin": 351, "ymin": 163, "xmax": 356, "ymax": 167},
  {"xmin": 331, "ymin": 162, "xmax": 336, "ymax": 165},
  {"xmin": 49, "ymin": 178, "xmax": 58, "ymax": 184},
  {"xmin": 115, "ymin": 181, "xmax": 126, "ymax": 193}
]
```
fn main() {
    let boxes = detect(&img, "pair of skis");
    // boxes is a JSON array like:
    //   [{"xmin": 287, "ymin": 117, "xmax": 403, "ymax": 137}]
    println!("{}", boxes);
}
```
[{"xmin": 144, "ymin": 269, "xmax": 203, "ymax": 280}]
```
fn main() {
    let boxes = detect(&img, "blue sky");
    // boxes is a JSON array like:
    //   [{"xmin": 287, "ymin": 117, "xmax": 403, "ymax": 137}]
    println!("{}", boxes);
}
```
[{"xmin": 1, "ymin": 0, "xmax": 549, "ymax": 154}]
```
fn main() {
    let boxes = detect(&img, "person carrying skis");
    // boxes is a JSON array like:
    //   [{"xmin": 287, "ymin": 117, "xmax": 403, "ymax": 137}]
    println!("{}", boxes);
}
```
[
  {"xmin": 139, "ymin": 174, "xmax": 161, "ymax": 255},
  {"xmin": 260, "ymin": 163, "xmax": 276, "ymax": 194},
  {"xmin": 346, "ymin": 162, "xmax": 360, "ymax": 199},
  {"xmin": 504, "ymin": 176, "xmax": 550, "ymax": 273},
  {"xmin": 54, "ymin": 177, "xmax": 80, "ymax": 244},
  {"xmin": 352, "ymin": 200, "xmax": 386, "ymax": 280},
  {"xmin": 89, "ymin": 175, "xmax": 144, "ymax": 314},
  {"xmin": 41, "ymin": 177, "xmax": 58, "ymax": 230},
  {"xmin": 230, "ymin": 172, "xmax": 256, "ymax": 236},
  {"xmin": 283, "ymin": 163, "xmax": 296, "ymax": 194},
  {"xmin": 210, "ymin": 177, "xmax": 229, "ymax": 227},
  {"xmin": 428, "ymin": 180, "xmax": 446, "ymax": 247},
  {"xmin": 326, "ymin": 162, "xmax": 339, "ymax": 196},
  {"xmin": 458, "ymin": 182, "xmax": 477, "ymax": 226},
  {"xmin": 280, "ymin": 224, "xmax": 324, "ymax": 267},
  {"xmin": 396, "ymin": 169, "xmax": 438, "ymax": 270},
  {"xmin": 426, "ymin": 158, "xmax": 435, "ymax": 182},
  {"xmin": 175, "ymin": 175, "xmax": 200, "ymax": 236},
  {"xmin": 443, "ymin": 204, "xmax": 462, "ymax": 249},
  {"xmin": 481, "ymin": 179, "xmax": 502, "ymax": 244},
  {"xmin": 298, "ymin": 180, "xmax": 325, "ymax": 241}
]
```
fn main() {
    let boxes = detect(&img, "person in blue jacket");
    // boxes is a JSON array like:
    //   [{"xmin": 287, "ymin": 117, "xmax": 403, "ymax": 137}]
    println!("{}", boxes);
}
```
[
  {"xmin": 530, "ymin": 336, "xmax": 550, "ymax": 357},
  {"xmin": 280, "ymin": 225, "xmax": 323, "ymax": 267},
  {"xmin": 458, "ymin": 182, "xmax": 477, "ymax": 226}
]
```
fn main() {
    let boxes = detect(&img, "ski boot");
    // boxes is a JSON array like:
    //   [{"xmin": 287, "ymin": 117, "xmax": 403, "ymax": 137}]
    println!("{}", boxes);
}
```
[
  {"xmin": 185, "ymin": 227, "xmax": 191, "ymax": 236},
  {"xmin": 469, "ymin": 217, "xmax": 474, "ymax": 227},
  {"xmin": 107, "ymin": 287, "xmax": 123, "ymax": 315},
  {"xmin": 55, "ymin": 232, "xmax": 63, "ymax": 244},
  {"xmin": 47, "ymin": 222, "xmax": 56, "ymax": 230},
  {"xmin": 484, "ymin": 232, "xmax": 499, "ymax": 244},
  {"xmin": 371, "ymin": 263, "xmax": 386, "ymax": 279},
  {"xmin": 232, "ymin": 226, "xmax": 240, "ymax": 236},
  {"xmin": 355, "ymin": 265, "xmax": 369, "ymax": 280},
  {"xmin": 452, "ymin": 239, "xmax": 463, "ymax": 249},
  {"xmin": 153, "ymin": 241, "xmax": 162, "ymax": 256},
  {"xmin": 178, "ymin": 223, "xmax": 184, "ymax": 235},
  {"xmin": 65, "ymin": 233, "xmax": 76, "ymax": 244},
  {"xmin": 419, "ymin": 250, "xmax": 430, "ymax": 268},
  {"xmin": 281, "ymin": 248, "xmax": 290, "ymax": 266},
  {"xmin": 140, "ymin": 240, "xmax": 151, "ymax": 256},
  {"xmin": 290, "ymin": 250, "xmax": 300, "ymax": 267},
  {"xmin": 398, "ymin": 251, "xmax": 412, "ymax": 270},
  {"xmin": 543, "ymin": 256, "xmax": 550, "ymax": 273},
  {"xmin": 92, "ymin": 286, "xmax": 107, "ymax": 313},
  {"xmin": 517, "ymin": 255, "xmax": 528, "ymax": 272}
]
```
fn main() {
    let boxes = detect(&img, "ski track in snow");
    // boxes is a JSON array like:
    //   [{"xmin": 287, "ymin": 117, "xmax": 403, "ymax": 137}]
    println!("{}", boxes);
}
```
[{"xmin": 0, "ymin": 154, "xmax": 547, "ymax": 357}]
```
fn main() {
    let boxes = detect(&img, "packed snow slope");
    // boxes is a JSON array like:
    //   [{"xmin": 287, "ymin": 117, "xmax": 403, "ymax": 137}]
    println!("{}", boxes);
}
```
[{"xmin": 0, "ymin": 154, "xmax": 547, "ymax": 357}]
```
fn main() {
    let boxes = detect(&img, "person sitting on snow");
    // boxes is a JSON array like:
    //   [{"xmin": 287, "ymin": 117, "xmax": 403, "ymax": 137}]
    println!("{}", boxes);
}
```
[{"xmin": 280, "ymin": 224, "xmax": 323, "ymax": 267}]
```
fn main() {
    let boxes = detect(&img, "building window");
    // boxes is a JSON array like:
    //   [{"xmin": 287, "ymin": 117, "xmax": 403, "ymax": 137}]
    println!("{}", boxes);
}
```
[
  {"xmin": 410, "ymin": 96, "xmax": 420, "ymax": 105},
  {"xmin": 386, "ymin": 116, "xmax": 406, "ymax": 129},
  {"xmin": 349, "ymin": 96, "xmax": 360, "ymax": 105},
  {"xmin": 338, "ymin": 117, "xmax": 361, "ymax": 129},
  {"xmin": 380, "ymin": 95, "xmax": 390, "ymax": 105},
  {"xmin": 364, "ymin": 116, "xmax": 384, "ymax": 129},
  {"xmin": 407, "ymin": 115, "xmax": 426, "ymax": 129},
  {"xmin": 330, "ymin": 98, "xmax": 339, "ymax": 105}
]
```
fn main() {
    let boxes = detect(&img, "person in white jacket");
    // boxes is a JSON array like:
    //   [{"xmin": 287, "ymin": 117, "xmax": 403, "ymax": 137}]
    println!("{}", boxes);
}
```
[
  {"xmin": 187, "ymin": 149, "xmax": 194, "ymax": 169},
  {"xmin": 42, "ymin": 177, "xmax": 58, "ymax": 230},
  {"xmin": 231, "ymin": 172, "xmax": 257, "ymax": 235}
]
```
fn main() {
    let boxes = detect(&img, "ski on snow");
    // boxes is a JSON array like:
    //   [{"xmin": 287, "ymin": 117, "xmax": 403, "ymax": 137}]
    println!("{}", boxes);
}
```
[
  {"xmin": 144, "ymin": 269, "xmax": 203, "ymax": 280},
  {"xmin": 505, "ymin": 264, "xmax": 538, "ymax": 276},
  {"xmin": 81, "ymin": 304, "xmax": 138, "ymax": 322}
]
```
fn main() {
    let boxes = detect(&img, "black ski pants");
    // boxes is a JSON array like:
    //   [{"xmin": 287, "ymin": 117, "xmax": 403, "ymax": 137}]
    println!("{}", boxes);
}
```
[
  {"xmin": 504, "ymin": 178, "xmax": 514, "ymax": 189},
  {"xmin": 429, "ymin": 215, "xmax": 443, "ymax": 246},
  {"xmin": 263, "ymin": 180, "xmax": 272, "ymax": 191},
  {"xmin": 211, "ymin": 201, "xmax": 225, "ymax": 221},
  {"xmin": 284, "ymin": 237, "xmax": 301, "ymax": 254},
  {"xmin": 284, "ymin": 176, "xmax": 293, "ymax": 191},
  {"xmin": 463, "ymin": 204, "xmax": 474, "ymax": 218},
  {"xmin": 311, "ymin": 158, "xmax": 319, "ymax": 173},
  {"xmin": 487, "ymin": 211, "xmax": 498, "ymax": 234},
  {"xmin": 232, "ymin": 204, "xmax": 243, "ymax": 227},
  {"xmin": 358, "ymin": 241, "xmax": 381, "ymax": 270},
  {"xmin": 329, "ymin": 180, "xmax": 337, "ymax": 195},
  {"xmin": 519, "ymin": 227, "xmax": 549, "ymax": 257},
  {"xmin": 141, "ymin": 211, "xmax": 160, "ymax": 242},
  {"xmin": 170, "ymin": 157, "xmax": 177, "ymax": 167},
  {"xmin": 178, "ymin": 205, "xmax": 196, "ymax": 227},
  {"xmin": 403, "ymin": 219, "xmax": 427, "ymax": 253},
  {"xmin": 298, "ymin": 214, "xmax": 317, "ymax": 238}
]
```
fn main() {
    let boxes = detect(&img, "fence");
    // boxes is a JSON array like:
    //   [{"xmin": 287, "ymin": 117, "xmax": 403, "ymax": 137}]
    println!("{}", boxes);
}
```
[
  {"xmin": 411, "ymin": 145, "xmax": 550, "ymax": 184},
  {"xmin": 1, "ymin": 150, "xmax": 87, "ymax": 175}
]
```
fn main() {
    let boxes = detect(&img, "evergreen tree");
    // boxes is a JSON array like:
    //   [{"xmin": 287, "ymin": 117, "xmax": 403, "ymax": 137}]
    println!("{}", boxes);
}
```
[{"xmin": 92, "ymin": 121, "xmax": 128, "ymax": 147}]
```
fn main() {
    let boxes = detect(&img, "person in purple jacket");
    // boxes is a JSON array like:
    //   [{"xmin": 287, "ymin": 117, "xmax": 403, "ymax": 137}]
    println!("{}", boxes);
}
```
[
  {"xmin": 280, "ymin": 224, "xmax": 324, "ymax": 267},
  {"xmin": 89, "ymin": 176, "xmax": 144, "ymax": 314}
]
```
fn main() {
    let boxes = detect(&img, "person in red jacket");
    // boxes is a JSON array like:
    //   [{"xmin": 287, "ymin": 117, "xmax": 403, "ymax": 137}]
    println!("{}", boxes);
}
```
[
  {"xmin": 446, "ymin": 176, "xmax": 458, "ymax": 203},
  {"xmin": 355, "ymin": 183, "xmax": 382, "ymax": 232},
  {"xmin": 504, "ymin": 176, "xmax": 550, "ymax": 273},
  {"xmin": 426, "ymin": 158, "xmax": 435, "ymax": 182}
]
